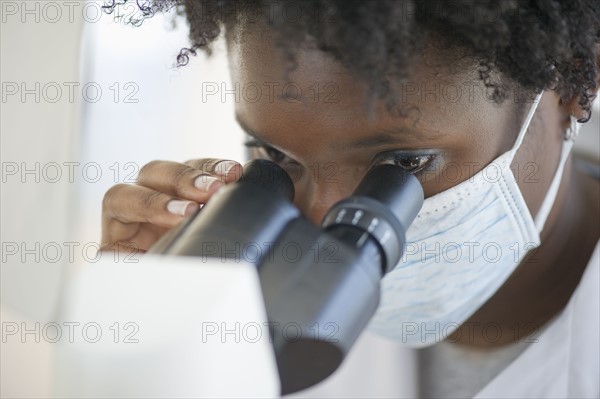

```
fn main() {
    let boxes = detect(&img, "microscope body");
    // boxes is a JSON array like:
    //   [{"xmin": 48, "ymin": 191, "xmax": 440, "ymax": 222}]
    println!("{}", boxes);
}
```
[{"xmin": 149, "ymin": 160, "xmax": 423, "ymax": 394}]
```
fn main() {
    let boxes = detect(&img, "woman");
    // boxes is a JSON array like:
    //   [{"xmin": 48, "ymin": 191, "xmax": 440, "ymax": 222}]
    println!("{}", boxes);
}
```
[{"xmin": 100, "ymin": 1, "xmax": 599, "ymax": 397}]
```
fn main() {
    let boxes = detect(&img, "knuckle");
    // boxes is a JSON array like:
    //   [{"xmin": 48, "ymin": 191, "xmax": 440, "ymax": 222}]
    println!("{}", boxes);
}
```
[
  {"xmin": 137, "ymin": 160, "xmax": 162, "ymax": 182},
  {"xmin": 183, "ymin": 159, "xmax": 199, "ymax": 167},
  {"xmin": 102, "ymin": 184, "xmax": 128, "ymax": 213},
  {"xmin": 172, "ymin": 167, "xmax": 195, "ymax": 195},
  {"xmin": 142, "ymin": 190, "xmax": 164, "ymax": 211},
  {"xmin": 187, "ymin": 158, "xmax": 221, "ymax": 172},
  {"xmin": 203, "ymin": 159, "xmax": 224, "ymax": 173}
]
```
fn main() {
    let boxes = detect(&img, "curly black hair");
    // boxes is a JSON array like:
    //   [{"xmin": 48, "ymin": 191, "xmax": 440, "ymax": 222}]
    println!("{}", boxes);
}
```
[{"xmin": 103, "ymin": 0, "xmax": 600, "ymax": 122}]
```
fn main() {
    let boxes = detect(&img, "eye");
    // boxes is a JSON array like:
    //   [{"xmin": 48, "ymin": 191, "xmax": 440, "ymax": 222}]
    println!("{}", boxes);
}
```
[
  {"xmin": 244, "ymin": 139, "xmax": 289, "ymax": 164},
  {"xmin": 374, "ymin": 152, "xmax": 436, "ymax": 174}
]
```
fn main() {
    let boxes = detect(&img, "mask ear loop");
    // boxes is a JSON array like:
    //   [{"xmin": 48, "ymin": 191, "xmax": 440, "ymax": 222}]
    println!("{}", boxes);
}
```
[
  {"xmin": 533, "ymin": 116, "xmax": 580, "ymax": 232},
  {"xmin": 511, "ymin": 92, "xmax": 544, "ymax": 152}
]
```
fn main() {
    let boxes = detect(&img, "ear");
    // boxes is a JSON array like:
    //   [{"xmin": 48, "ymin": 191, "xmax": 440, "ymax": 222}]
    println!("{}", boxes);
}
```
[{"xmin": 560, "ymin": 43, "xmax": 600, "ymax": 125}]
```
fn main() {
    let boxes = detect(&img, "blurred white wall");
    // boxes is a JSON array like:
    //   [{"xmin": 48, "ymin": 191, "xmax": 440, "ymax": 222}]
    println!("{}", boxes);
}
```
[{"xmin": 1, "ymin": 0, "xmax": 84, "ymax": 396}]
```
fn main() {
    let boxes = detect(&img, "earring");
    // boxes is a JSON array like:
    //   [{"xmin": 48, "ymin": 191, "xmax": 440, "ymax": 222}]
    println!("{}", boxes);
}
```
[{"xmin": 564, "ymin": 116, "xmax": 580, "ymax": 141}]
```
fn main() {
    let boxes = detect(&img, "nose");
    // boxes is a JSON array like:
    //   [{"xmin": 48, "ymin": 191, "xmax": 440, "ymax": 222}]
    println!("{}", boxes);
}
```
[
  {"xmin": 294, "ymin": 179, "xmax": 358, "ymax": 226},
  {"xmin": 301, "ymin": 199, "xmax": 331, "ymax": 226}
]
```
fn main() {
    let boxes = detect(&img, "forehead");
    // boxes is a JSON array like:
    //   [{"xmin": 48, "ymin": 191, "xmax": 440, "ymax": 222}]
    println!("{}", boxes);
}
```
[
  {"xmin": 227, "ymin": 20, "xmax": 477, "ymax": 95},
  {"xmin": 225, "ymin": 21, "xmax": 521, "ymax": 159}
]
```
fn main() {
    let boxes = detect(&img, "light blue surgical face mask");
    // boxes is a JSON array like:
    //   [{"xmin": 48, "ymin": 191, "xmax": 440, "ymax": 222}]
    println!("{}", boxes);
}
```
[{"xmin": 367, "ymin": 92, "xmax": 580, "ymax": 347}]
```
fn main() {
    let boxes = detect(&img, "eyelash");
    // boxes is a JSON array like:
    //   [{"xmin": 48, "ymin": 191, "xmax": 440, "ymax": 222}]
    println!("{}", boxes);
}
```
[
  {"xmin": 244, "ymin": 140, "xmax": 291, "ymax": 164},
  {"xmin": 244, "ymin": 140, "xmax": 435, "ymax": 174},
  {"xmin": 373, "ymin": 152, "xmax": 436, "ymax": 174}
]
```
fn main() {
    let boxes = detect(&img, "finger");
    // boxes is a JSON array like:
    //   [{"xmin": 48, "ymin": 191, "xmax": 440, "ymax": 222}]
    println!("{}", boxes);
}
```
[
  {"xmin": 98, "ymin": 242, "xmax": 147, "ymax": 256},
  {"xmin": 184, "ymin": 158, "xmax": 243, "ymax": 183},
  {"xmin": 103, "ymin": 183, "xmax": 199, "ymax": 229},
  {"xmin": 137, "ymin": 160, "xmax": 225, "ymax": 202},
  {"xmin": 101, "ymin": 219, "xmax": 169, "ymax": 252}
]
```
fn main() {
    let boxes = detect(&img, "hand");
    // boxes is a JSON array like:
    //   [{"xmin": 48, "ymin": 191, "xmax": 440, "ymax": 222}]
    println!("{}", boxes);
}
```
[{"xmin": 100, "ymin": 158, "xmax": 243, "ymax": 254}]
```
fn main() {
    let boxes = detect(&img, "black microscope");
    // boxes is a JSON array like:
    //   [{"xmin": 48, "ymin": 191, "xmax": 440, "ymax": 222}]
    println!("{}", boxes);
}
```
[{"xmin": 149, "ymin": 159, "xmax": 424, "ymax": 394}]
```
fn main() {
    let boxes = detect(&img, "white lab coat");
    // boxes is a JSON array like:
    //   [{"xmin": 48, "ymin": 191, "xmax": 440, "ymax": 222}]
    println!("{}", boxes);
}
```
[
  {"xmin": 291, "ymin": 240, "xmax": 600, "ymax": 398},
  {"xmin": 475, "ymin": 239, "xmax": 599, "ymax": 398}
]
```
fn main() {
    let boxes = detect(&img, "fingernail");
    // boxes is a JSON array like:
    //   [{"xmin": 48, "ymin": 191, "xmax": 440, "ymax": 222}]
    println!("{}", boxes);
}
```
[
  {"xmin": 215, "ymin": 160, "xmax": 240, "ymax": 178},
  {"xmin": 167, "ymin": 200, "xmax": 196, "ymax": 216},
  {"xmin": 184, "ymin": 202, "xmax": 200, "ymax": 216},
  {"xmin": 194, "ymin": 174, "xmax": 223, "ymax": 192}
]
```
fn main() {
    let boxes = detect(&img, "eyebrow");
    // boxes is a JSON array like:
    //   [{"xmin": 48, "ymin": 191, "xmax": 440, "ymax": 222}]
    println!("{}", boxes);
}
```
[
  {"xmin": 237, "ymin": 116, "xmax": 274, "ymax": 146},
  {"xmin": 336, "ymin": 127, "xmax": 431, "ymax": 150},
  {"xmin": 235, "ymin": 115, "xmax": 441, "ymax": 151}
]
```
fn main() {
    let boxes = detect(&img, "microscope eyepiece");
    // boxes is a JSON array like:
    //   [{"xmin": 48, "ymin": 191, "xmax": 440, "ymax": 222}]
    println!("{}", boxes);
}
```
[
  {"xmin": 322, "ymin": 164, "xmax": 424, "ymax": 274},
  {"xmin": 237, "ymin": 159, "xmax": 295, "ymax": 201}
]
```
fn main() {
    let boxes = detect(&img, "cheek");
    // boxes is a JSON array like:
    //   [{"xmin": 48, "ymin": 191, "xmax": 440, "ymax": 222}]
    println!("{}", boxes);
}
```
[
  {"xmin": 510, "ymin": 94, "xmax": 564, "ymax": 218},
  {"xmin": 412, "ymin": 140, "xmax": 509, "ymax": 199},
  {"xmin": 412, "ymin": 113, "xmax": 522, "ymax": 198}
]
